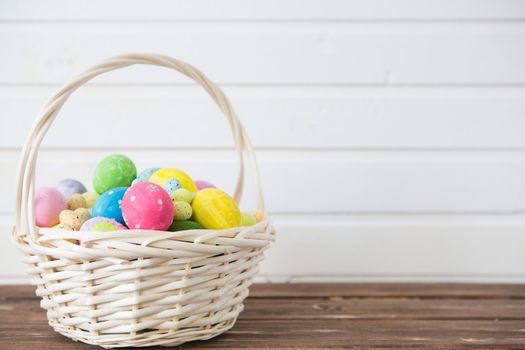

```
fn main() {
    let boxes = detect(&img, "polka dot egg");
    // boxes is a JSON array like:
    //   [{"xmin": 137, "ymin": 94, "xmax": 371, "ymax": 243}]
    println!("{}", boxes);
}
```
[
  {"xmin": 92, "ymin": 187, "xmax": 127, "ymax": 225},
  {"xmin": 121, "ymin": 182, "xmax": 174, "ymax": 231}
]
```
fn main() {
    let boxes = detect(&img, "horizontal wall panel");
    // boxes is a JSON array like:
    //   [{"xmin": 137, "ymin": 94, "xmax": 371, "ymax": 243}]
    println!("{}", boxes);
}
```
[
  {"xmin": 2, "ymin": 23, "xmax": 525, "ymax": 85},
  {"xmin": 3, "ymin": 213, "xmax": 525, "ymax": 284},
  {"xmin": 2, "ymin": 86, "xmax": 525, "ymax": 149},
  {"xmin": 1, "ymin": 150, "xmax": 525, "ymax": 214},
  {"xmin": 2, "ymin": 0, "xmax": 524, "ymax": 21},
  {"xmin": 259, "ymin": 214, "xmax": 525, "ymax": 282}
]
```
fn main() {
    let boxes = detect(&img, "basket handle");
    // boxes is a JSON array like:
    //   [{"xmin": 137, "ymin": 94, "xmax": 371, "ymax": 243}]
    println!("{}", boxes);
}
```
[{"xmin": 15, "ymin": 53, "xmax": 266, "ymax": 237}]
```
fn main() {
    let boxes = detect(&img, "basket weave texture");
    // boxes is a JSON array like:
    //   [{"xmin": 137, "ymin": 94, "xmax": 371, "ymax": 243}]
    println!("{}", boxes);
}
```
[{"xmin": 11, "ymin": 54, "xmax": 275, "ymax": 348}]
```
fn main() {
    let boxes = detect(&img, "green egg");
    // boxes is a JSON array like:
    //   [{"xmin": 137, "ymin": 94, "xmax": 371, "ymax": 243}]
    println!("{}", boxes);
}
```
[
  {"xmin": 171, "ymin": 188, "xmax": 194, "ymax": 203},
  {"xmin": 93, "ymin": 154, "xmax": 137, "ymax": 194},
  {"xmin": 241, "ymin": 212, "xmax": 255, "ymax": 226},
  {"xmin": 173, "ymin": 201, "xmax": 193, "ymax": 221},
  {"xmin": 168, "ymin": 220, "xmax": 204, "ymax": 232}
]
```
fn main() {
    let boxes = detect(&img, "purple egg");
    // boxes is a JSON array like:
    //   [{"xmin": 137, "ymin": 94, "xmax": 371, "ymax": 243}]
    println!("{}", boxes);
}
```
[
  {"xmin": 56, "ymin": 179, "xmax": 87, "ymax": 200},
  {"xmin": 195, "ymin": 180, "xmax": 216, "ymax": 190}
]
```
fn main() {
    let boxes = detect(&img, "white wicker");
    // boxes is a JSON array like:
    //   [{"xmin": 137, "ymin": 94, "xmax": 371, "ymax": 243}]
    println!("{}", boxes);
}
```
[{"xmin": 11, "ymin": 53, "xmax": 275, "ymax": 348}]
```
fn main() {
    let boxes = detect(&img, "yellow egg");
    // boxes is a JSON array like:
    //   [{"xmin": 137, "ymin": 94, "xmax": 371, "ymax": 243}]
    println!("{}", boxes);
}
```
[
  {"xmin": 192, "ymin": 188, "xmax": 241, "ymax": 229},
  {"xmin": 149, "ymin": 168, "xmax": 198, "ymax": 192},
  {"xmin": 82, "ymin": 192, "xmax": 100, "ymax": 208}
]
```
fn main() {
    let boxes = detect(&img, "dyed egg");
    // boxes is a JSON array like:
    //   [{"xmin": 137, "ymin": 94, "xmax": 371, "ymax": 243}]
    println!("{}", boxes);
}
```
[
  {"xmin": 192, "ymin": 188, "xmax": 241, "ymax": 229},
  {"xmin": 55, "ymin": 179, "xmax": 87, "ymax": 200},
  {"xmin": 121, "ymin": 182, "xmax": 174, "ymax": 230},
  {"xmin": 169, "ymin": 220, "xmax": 204, "ymax": 232},
  {"xmin": 164, "ymin": 178, "xmax": 182, "ymax": 196},
  {"xmin": 82, "ymin": 192, "xmax": 99, "ymax": 208},
  {"xmin": 137, "ymin": 167, "xmax": 160, "ymax": 182},
  {"xmin": 80, "ymin": 217, "xmax": 127, "ymax": 232},
  {"xmin": 173, "ymin": 201, "xmax": 193, "ymax": 221},
  {"xmin": 59, "ymin": 208, "xmax": 92, "ymax": 230},
  {"xmin": 54, "ymin": 223, "xmax": 73, "ymax": 231},
  {"xmin": 35, "ymin": 187, "xmax": 67, "ymax": 227},
  {"xmin": 171, "ymin": 188, "xmax": 194, "ymax": 203},
  {"xmin": 93, "ymin": 154, "xmax": 137, "ymax": 194},
  {"xmin": 67, "ymin": 193, "xmax": 87, "ymax": 210},
  {"xmin": 92, "ymin": 187, "xmax": 127, "ymax": 225},
  {"xmin": 253, "ymin": 210, "xmax": 265, "ymax": 223},
  {"xmin": 149, "ymin": 168, "xmax": 197, "ymax": 192},
  {"xmin": 241, "ymin": 212, "xmax": 255, "ymax": 226},
  {"xmin": 195, "ymin": 180, "xmax": 216, "ymax": 190}
]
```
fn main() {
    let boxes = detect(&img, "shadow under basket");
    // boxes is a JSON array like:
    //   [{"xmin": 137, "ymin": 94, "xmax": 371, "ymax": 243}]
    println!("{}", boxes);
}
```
[{"xmin": 11, "ymin": 53, "xmax": 275, "ymax": 348}]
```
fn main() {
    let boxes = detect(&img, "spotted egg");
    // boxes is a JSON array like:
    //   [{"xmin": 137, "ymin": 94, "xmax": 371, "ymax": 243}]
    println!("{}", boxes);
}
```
[
  {"xmin": 136, "ymin": 167, "xmax": 161, "ymax": 183},
  {"xmin": 164, "ymin": 178, "xmax": 182, "ymax": 196},
  {"xmin": 173, "ymin": 201, "xmax": 193, "ymax": 221}
]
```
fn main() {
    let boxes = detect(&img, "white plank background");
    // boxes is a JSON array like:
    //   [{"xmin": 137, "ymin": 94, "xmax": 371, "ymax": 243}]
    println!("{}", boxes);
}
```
[{"xmin": 1, "ymin": 0, "xmax": 525, "ymax": 284}]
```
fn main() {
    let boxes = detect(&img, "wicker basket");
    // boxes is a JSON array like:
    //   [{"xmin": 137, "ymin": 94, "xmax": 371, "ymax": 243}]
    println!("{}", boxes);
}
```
[{"xmin": 11, "ymin": 53, "xmax": 275, "ymax": 348}]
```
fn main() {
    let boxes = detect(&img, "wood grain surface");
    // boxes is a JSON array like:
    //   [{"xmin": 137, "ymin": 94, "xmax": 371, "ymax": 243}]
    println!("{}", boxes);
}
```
[{"xmin": 1, "ymin": 283, "xmax": 524, "ymax": 349}]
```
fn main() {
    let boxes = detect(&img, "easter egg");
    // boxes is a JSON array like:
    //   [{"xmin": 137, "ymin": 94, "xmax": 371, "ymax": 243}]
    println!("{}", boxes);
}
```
[
  {"xmin": 241, "ymin": 212, "xmax": 255, "ymax": 226},
  {"xmin": 164, "ymin": 178, "xmax": 182, "ymax": 196},
  {"xmin": 92, "ymin": 187, "xmax": 127, "ymax": 225},
  {"xmin": 67, "ymin": 193, "xmax": 87, "ymax": 210},
  {"xmin": 54, "ymin": 223, "xmax": 73, "ymax": 231},
  {"xmin": 82, "ymin": 192, "xmax": 99, "ymax": 208},
  {"xmin": 173, "ymin": 201, "xmax": 193, "ymax": 221},
  {"xmin": 253, "ymin": 210, "xmax": 265, "ymax": 223},
  {"xmin": 121, "ymin": 182, "xmax": 174, "ymax": 230},
  {"xmin": 168, "ymin": 220, "xmax": 204, "ymax": 232},
  {"xmin": 59, "ymin": 208, "xmax": 92, "ymax": 230},
  {"xmin": 137, "ymin": 167, "xmax": 160, "ymax": 182},
  {"xmin": 35, "ymin": 187, "xmax": 67, "ymax": 227},
  {"xmin": 149, "ymin": 168, "xmax": 197, "ymax": 192},
  {"xmin": 55, "ymin": 179, "xmax": 87, "ymax": 200},
  {"xmin": 93, "ymin": 154, "xmax": 137, "ymax": 194},
  {"xmin": 171, "ymin": 188, "xmax": 194, "ymax": 203},
  {"xmin": 195, "ymin": 180, "xmax": 216, "ymax": 190},
  {"xmin": 192, "ymin": 188, "xmax": 241, "ymax": 229},
  {"xmin": 80, "ymin": 217, "xmax": 127, "ymax": 232}
]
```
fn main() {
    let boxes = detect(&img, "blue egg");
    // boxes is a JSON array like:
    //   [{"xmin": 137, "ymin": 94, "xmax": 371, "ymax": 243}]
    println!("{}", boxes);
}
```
[
  {"xmin": 164, "ymin": 178, "xmax": 182, "ymax": 196},
  {"xmin": 92, "ymin": 187, "xmax": 127, "ymax": 225},
  {"xmin": 137, "ymin": 167, "xmax": 160, "ymax": 182}
]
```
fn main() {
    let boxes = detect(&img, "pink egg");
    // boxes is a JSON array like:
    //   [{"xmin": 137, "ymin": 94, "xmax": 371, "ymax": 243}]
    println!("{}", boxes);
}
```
[
  {"xmin": 195, "ymin": 180, "xmax": 216, "ymax": 190},
  {"xmin": 35, "ymin": 187, "xmax": 67, "ymax": 227},
  {"xmin": 121, "ymin": 182, "xmax": 174, "ymax": 230}
]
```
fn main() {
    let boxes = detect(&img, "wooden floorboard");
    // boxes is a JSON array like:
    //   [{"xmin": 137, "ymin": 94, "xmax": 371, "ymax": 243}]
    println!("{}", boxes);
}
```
[{"xmin": 1, "ymin": 283, "xmax": 524, "ymax": 349}]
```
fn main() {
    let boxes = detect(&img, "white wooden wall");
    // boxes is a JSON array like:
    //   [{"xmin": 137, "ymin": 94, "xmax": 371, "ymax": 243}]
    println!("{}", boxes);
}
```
[{"xmin": 1, "ymin": 0, "xmax": 525, "ymax": 283}]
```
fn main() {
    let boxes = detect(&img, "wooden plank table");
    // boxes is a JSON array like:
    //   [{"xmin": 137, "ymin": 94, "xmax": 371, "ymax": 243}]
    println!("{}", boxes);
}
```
[{"xmin": 1, "ymin": 283, "xmax": 524, "ymax": 349}]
